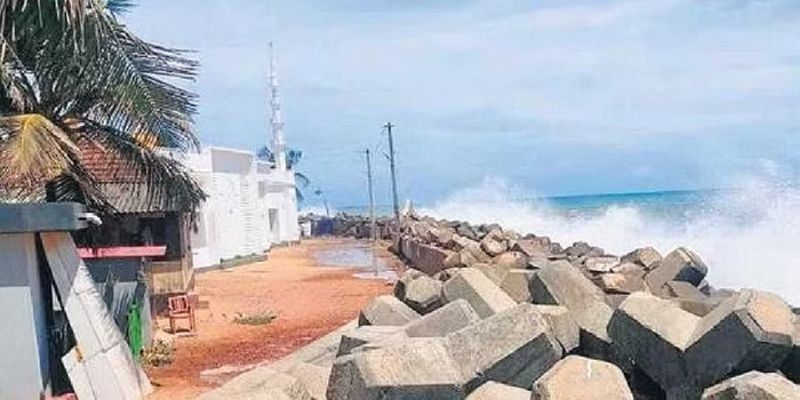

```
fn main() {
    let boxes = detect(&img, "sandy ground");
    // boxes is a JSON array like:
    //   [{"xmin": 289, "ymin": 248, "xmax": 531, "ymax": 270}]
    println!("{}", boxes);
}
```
[{"xmin": 145, "ymin": 238, "xmax": 400, "ymax": 400}]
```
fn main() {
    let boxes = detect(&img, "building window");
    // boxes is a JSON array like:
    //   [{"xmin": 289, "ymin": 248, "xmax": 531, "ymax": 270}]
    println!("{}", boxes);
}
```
[{"xmin": 269, "ymin": 209, "xmax": 279, "ymax": 235}]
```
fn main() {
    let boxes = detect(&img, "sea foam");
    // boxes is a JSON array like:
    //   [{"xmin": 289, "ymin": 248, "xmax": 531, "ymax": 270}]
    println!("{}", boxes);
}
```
[{"xmin": 420, "ymin": 177, "xmax": 800, "ymax": 306}]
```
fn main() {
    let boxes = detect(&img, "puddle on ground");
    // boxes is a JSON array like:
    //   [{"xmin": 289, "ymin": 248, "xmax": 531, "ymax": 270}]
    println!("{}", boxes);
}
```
[{"xmin": 313, "ymin": 242, "xmax": 397, "ymax": 281}]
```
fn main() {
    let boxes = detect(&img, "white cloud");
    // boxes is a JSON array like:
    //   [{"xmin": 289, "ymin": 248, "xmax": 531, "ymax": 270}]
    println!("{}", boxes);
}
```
[{"xmin": 125, "ymin": 0, "xmax": 800, "ymax": 203}]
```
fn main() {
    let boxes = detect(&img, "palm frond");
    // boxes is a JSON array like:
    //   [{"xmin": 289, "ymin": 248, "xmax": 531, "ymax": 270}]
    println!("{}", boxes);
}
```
[
  {"xmin": 0, "ymin": 1, "xmax": 204, "ymax": 215},
  {"xmin": 79, "ymin": 122, "xmax": 206, "ymax": 213},
  {"xmin": 0, "ymin": 113, "xmax": 80, "ymax": 192},
  {"xmin": 294, "ymin": 171, "xmax": 310, "ymax": 187},
  {"xmin": 54, "ymin": 14, "xmax": 199, "ymax": 150},
  {"xmin": 287, "ymin": 149, "xmax": 302, "ymax": 169},
  {"xmin": 0, "ymin": 0, "xmax": 89, "ymax": 31},
  {"xmin": 256, "ymin": 145, "xmax": 273, "ymax": 161},
  {"xmin": 105, "ymin": 0, "xmax": 135, "ymax": 15},
  {"xmin": 7, "ymin": 0, "xmax": 199, "ymax": 150},
  {"xmin": 0, "ymin": 35, "xmax": 38, "ymax": 112},
  {"xmin": 44, "ymin": 170, "xmax": 113, "ymax": 212}
]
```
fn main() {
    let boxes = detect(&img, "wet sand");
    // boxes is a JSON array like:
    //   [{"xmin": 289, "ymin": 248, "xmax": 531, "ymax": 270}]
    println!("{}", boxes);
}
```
[{"xmin": 145, "ymin": 238, "xmax": 401, "ymax": 400}]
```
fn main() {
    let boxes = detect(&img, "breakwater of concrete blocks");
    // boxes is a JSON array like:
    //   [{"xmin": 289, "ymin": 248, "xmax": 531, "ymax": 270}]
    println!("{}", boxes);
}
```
[
  {"xmin": 301, "ymin": 213, "xmax": 394, "ymax": 240},
  {"xmin": 206, "ymin": 212, "xmax": 800, "ymax": 400}
]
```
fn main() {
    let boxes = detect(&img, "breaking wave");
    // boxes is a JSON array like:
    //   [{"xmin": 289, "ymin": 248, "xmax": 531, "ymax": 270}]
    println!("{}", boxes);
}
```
[{"xmin": 420, "ymin": 177, "xmax": 800, "ymax": 306}]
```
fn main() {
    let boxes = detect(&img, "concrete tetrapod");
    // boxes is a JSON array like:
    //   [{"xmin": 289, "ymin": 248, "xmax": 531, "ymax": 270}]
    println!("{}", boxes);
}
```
[
  {"xmin": 531, "ymin": 355, "xmax": 634, "ymax": 400},
  {"xmin": 609, "ymin": 290, "xmax": 795, "ymax": 399},
  {"xmin": 326, "ymin": 303, "xmax": 562, "ymax": 400}
]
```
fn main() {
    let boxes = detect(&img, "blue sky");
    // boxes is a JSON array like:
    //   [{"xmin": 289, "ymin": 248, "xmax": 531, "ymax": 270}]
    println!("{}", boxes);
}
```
[{"xmin": 125, "ymin": 0, "xmax": 800, "ymax": 208}]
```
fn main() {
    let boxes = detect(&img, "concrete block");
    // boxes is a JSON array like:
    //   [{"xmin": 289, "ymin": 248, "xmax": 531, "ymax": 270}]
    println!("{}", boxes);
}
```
[
  {"xmin": 358, "ymin": 295, "xmax": 421, "ymax": 327},
  {"xmin": 533, "ymin": 305, "xmax": 580, "ymax": 353},
  {"xmin": 782, "ymin": 321, "xmax": 799, "ymax": 383},
  {"xmin": 531, "ymin": 261, "xmax": 614, "ymax": 358},
  {"xmin": 610, "ymin": 290, "xmax": 796, "ymax": 398},
  {"xmin": 605, "ymin": 294, "xmax": 629, "ymax": 309},
  {"xmin": 645, "ymin": 247, "xmax": 707, "ymax": 294},
  {"xmin": 415, "ymin": 243, "xmax": 451, "ymax": 275},
  {"xmin": 474, "ymin": 262, "xmax": 508, "ymax": 286},
  {"xmin": 492, "ymin": 251, "xmax": 528, "ymax": 270},
  {"xmin": 664, "ymin": 280, "xmax": 708, "ymax": 300},
  {"xmin": 462, "ymin": 242, "xmax": 492, "ymax": 265},
  {"xmin": 466, "ymin": 381, "xmax": 530, "ymax": 400},
  {"xmin": 609, "ymin": 292, "xmax": 701, "ymax": 397},
  {"xmin": 595, "ymin": 272, "xmax": 646, "ymax": 294},
  {"xmin": 337, "ymin": 326, "xmax": 406, "ymax": 356},
  {"xmin": 394, "ymin": 269, "xmax": 426, "ymax": 301},
  {"xmin": 564, "ymin": 242, "xmax": 593, "ymax": 258},
  {"xmin": 583, "ymin": 256, "xmax": 620, "ymax": 273},
  {"xmin": 327, "ymin": 338, "xmax": 466, "ymax": 400},
  {"xmin": 621, "ymin": 247, "xmax": 662, "ymax": 269},
  {"xmin": 287, "ymin": 363, "xmax": 331, "ymax": 400},
  {"xmin": 499, "ymin": 269, "xmax": 537, "ymax": 303},
  {"xmin": 349, "ymin": 331, "xmax": 413, "ymax": 355},
  {"xmin": 611, "ymin": 261, "xmax": 647, "ymax": 276},
  {"xmin": 202, "ymin": 367, "xmax": 313, "ymax": 400},
  {"xmin": 702, "ymin": 371, "xmax": 800, "ymax": 400},
  {"xmin": 687, "ymin": 289, "xmax": 795, "ymax": 385},
  {"xmin": 445, "ymin": 303, "xmax": 563, "ymax": 392},
  {"xmin": 433, "ymin": 268, "xmax": 461, "ymax": 282},
  {"xmin": 669, "ymin": 297, "xmax": 723, "ymax": 317},
  {"xmin": 405, "ymin": 299, "xmax": 480, "ymax": 338},
  {"xmin": 480, "ymin": 236, "xmax": 507, "ymax": 257},
  {"xmin": 459, "ymin": 249, "xmax": 482, "ymax": 268},
  {"xmin": 405, "ymin": 276, "xmax": 444, "ymax": 314},
  {"xmin": 531, "ymin": 356, "xmax": 634, "ymax": 400},
  {"xmin": 442, "ymin": 251, "xmax": 462, "ymax": 268},
  {"xmin": 442, "ymin": 268, "xmax": 516, "ymax": 318},
  {"xmin": 513, "ymin": 238, "xmax": 551, "ymax": 258}
]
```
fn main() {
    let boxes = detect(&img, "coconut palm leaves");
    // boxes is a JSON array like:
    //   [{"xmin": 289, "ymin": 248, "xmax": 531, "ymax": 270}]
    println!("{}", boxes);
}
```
[
  {"xmin": 0, "ymin": 0, "xmax": 204, "ymax": 212},
  {"xmin": 256, "ymin": 146, "xmax": 311, "ymax": 202}
]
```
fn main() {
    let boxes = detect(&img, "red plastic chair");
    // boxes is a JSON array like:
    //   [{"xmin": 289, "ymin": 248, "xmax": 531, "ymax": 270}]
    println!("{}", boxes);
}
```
[{"xmin": 168, "ymin": 294, "xmax": 196, "ymax": 333}]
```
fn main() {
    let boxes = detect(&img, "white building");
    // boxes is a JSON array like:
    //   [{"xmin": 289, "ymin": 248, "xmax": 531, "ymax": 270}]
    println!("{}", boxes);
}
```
[
  {"xmin": 173, "ymin": 147, "xmax": 299, "ymax": 269},
  {"xmin": 170, "ymin": 43, "xmax": 300, "ymax": 269}
]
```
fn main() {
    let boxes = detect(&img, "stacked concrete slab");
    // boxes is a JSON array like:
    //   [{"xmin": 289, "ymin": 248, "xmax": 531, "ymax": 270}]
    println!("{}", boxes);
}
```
[
  {"xmin": 205, "ymin": 213, "xmax": 800, "ymax": 399},
  {"xmin": 374, "ymin": 213, "xmax": 800, "ymax": 399},
  {"xmin": 326, "ymin": 303, "xmax": 564, "ymax": 399}
]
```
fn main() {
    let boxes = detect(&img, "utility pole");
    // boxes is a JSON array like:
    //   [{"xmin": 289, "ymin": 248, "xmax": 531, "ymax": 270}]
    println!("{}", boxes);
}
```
[
  {"xmin": 385, "ymin": 122, "xmax": 400, "ymax": 222},
  {"xmin": 364, "ymin": 149, "xmax": 377, "ymax": 243},
  {"xmin": 364, "ymin": 148, "xmax": 378, "ymax": 276}
]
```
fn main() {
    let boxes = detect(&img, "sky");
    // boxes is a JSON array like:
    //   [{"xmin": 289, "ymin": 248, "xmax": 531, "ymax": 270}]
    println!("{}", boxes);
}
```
[{"xmin": 124, "ymin": 0, "xmax": 800, "ymax": 209}]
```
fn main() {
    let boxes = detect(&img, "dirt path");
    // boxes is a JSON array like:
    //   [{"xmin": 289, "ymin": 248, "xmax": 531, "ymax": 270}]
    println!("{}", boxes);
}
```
[{"xmin": 145, "ymin": 239, "xmax": 400, "ymax": 400}]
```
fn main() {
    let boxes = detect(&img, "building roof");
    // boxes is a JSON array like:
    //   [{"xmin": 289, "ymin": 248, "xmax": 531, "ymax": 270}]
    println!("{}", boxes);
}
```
[{"xmin": 0, "ymin": 139, "xmax": 201, "ymax": 214}]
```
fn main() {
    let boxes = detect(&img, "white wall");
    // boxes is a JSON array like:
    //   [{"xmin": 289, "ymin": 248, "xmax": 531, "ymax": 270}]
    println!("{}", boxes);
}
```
[
  {"xmin": 174, "ymin": 147, "xmax": 299, "ymax": 269},
  {"xmin": 0, "ymin": 233, "xmax": 49, "ymax": 399}
]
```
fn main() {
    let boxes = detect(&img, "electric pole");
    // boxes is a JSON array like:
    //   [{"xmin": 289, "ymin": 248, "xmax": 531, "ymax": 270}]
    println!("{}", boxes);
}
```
[
  {"xmin": 385, "ymin": 122, "xmax": 400, "ymax": 222},
  {"xmin": 364, "ymin": 149, "xmax": 377, "ymax": 243}
]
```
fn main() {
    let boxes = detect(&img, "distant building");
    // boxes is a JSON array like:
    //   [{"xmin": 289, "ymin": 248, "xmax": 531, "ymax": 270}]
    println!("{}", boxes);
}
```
[
  {"xmin": 170, "ymin": 42, "xmax": 301, "ymax": 269},
  {"xmin": 169, "ymin": 146, "xmax": 299, "ymax": 269}
]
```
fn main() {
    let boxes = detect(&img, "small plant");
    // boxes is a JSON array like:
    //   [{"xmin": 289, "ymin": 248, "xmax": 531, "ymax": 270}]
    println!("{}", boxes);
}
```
[
  {"xmin": 142, "ymin": 339, "xmax": 176, "ymax": 367},
  {"xmin": 233, "ymin": 310, "xmax": 278, "ymax": 326}
]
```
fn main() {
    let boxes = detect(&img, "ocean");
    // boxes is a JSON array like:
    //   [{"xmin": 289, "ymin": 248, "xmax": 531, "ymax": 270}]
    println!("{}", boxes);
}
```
[
  {"xmin": 307, "ymin": 178, "xmax": 799, "ymax": 304},
  {"xmin": 415, "ymin": 178, "xmax": 799, "ymax": 305}
]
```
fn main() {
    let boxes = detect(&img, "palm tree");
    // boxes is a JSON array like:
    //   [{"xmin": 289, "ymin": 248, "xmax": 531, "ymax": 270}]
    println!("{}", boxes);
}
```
[
  {"xmin": 0, "ymin": 0, "xmax": 204, "ymax": 213},
  {"xmin": 256, "ymin": 146, "xmax": 310, "ymax": 202}
]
